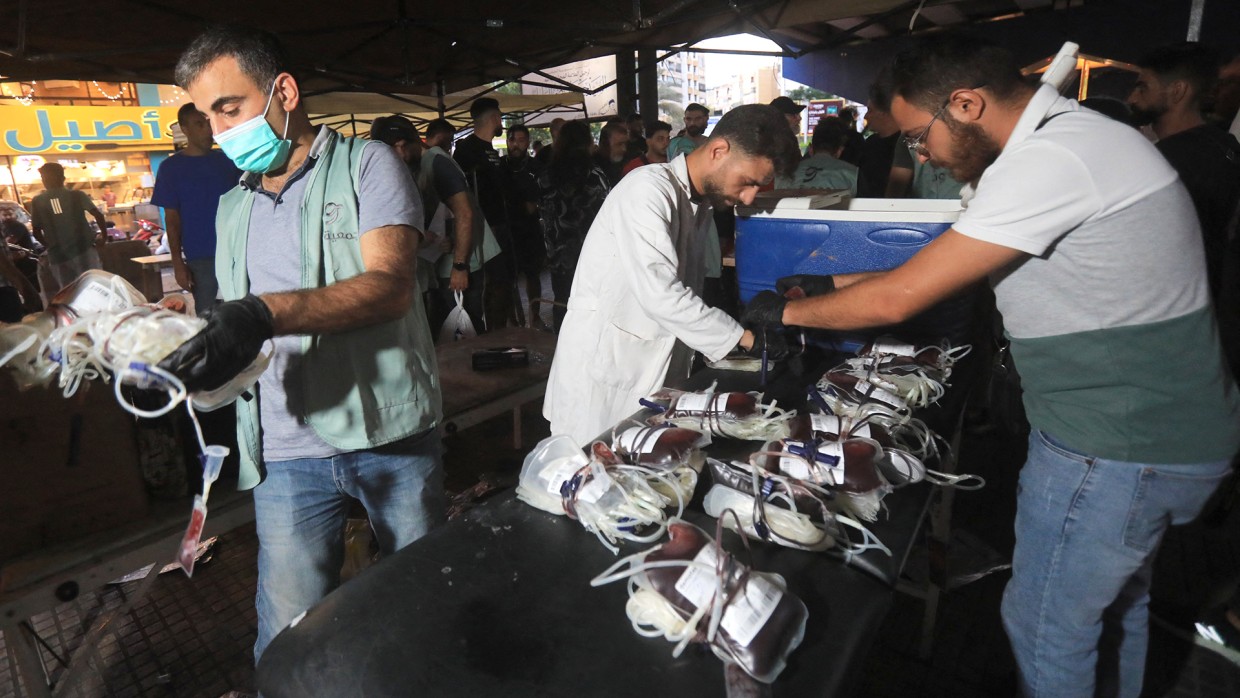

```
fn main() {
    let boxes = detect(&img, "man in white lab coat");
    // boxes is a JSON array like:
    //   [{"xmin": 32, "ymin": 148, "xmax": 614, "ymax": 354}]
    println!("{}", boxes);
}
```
[{"xmin": 544, "ymin": 104, "xmax": 802, "ymax": 444}]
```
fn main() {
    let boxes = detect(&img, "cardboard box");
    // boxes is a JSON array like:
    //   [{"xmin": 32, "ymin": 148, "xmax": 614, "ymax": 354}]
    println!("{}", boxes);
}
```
[{"xmin": 0, "ymin": 373, "xmax": 150, "ymax": 564}]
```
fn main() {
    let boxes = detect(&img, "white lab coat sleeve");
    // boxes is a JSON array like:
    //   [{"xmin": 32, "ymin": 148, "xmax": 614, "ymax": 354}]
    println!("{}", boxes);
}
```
[{"xmin": 614, "ymin": 186, "xmax": 743, "ymax": 362}]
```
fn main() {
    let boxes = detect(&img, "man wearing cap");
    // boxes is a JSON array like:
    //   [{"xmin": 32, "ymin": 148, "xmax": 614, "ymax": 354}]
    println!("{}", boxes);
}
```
[
  {"xmin": 29, "ymin": 162, "xmax": 109, "ymax": 300},
  {"xmin": 370, "ymin": 114, "xmax": 494, "ymax": 332},
  {"xmin": 769, "ymin": 96, "xmax": 806, "ymax": 137},
  {"xmin": 455, "ymin": 97, "xmax": 517, "ymax": 330}
]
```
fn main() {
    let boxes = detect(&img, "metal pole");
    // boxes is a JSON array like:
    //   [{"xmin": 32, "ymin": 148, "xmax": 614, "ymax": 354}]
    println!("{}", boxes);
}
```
[{"xmin": 1187, "ymin": 0, "xmax": 1206, "ymax": 41}]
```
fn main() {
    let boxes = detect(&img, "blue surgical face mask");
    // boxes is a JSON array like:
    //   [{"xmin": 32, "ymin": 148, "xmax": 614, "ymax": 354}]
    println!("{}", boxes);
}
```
[{"xmin": 213, "ymin": 80, "xmax": 291, "ymax": 174}]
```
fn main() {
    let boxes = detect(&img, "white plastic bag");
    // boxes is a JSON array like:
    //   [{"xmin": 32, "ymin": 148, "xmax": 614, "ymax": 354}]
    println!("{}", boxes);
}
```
[{"xmin": 438, "ymin": 290, "xmax": 477, "ymax": 343}]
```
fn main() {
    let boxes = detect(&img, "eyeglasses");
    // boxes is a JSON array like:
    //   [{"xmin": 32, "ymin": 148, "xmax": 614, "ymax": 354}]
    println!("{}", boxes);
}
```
[{"xmin": 905, "ymin": 100, "xmax": 949, "ymax": 157}]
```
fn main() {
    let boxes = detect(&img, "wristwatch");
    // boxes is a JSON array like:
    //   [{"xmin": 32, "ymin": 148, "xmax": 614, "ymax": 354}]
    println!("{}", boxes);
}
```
[{"xmin": 452, "ymin": 261, "xmax": 468, "ymax": 272}]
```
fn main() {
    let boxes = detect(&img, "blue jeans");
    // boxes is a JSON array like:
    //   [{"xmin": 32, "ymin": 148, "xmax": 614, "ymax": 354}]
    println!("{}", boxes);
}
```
[
  {"xmin": 251, "ymin": 428, "xmax": 445, "ymax": 663},
  {"xmin": 186, "ymin": 257, "xmax": 219, "ymax": 316},
  {"xmin": 1001, "ymin": 430, "xmax": 1233, "ymax": 697}
]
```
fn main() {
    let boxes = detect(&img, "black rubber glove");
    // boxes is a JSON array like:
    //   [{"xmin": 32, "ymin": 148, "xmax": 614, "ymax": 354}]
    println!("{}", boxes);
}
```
[
  {"xmin": 746, "ymin": 326, "xmax": 789, "ymax": 361},
  {"xmin": 741, "ymin": 290, "xmax": 787, "ymax": 329},
  {"xmin": 157, "ymin": 295, "xmax": 274, "ymax": 392},
  {"xmin": 776, "ymin": 274, "xmax": 835, "ymax": 299}
]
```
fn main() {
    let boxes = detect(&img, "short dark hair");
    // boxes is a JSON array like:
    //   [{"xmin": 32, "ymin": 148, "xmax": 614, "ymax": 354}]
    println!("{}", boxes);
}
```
[
  {"xmin": 370, "ymin": 115, "xmax": 420, "ymax": 145},
  {"xmin": 176, "ymin": 102, "xmax": 203, "ymax": 124},
  {"xmin": 811, "ymin": 116, "xmax": 851, "ymax": 153},
  {"xmin": 470, "ymin": 97, "xmax": 500, "ymax": 120},
  {"xmin": 175, "ymin": 25, "xmax": 288, "ymax": 90},
  {"xmin": 838, "ymin": 106, "xmax": 857, "ymax": 122},
  {"xmin": 507, "ymin": 123, "xmax": 529, "ymax": 138},
  {"xmin": 626, "ymin": 113, "xmax": 643, "ymax": 124},
  {"xmin": 708, "ymin": 104, "xmax": 802, "ymax": 179},
  {"xmin": 425, "ymin": 118, "xmax": 456, "ymax": 142},
  {"xmin": 888, "ymin": 34, "xmax": 1027, "ymax": 113},
  {"xmin": 38, "ymin": 162, "xmax": 65, "ymax": 178},
  {"xmin": 685, "ymin": 103, "xmax": 709, "ymax": 117},
  {"xmin": 1137, "ymin": 42, "xmax": 1219, "ymax": 105},
  {"xmin": 646, "ymin": 120, "xmax": 672, "ymax": 138},
  {"xmin": 869, "ymin": 65, "xmax": 894, "ymax": 112}
]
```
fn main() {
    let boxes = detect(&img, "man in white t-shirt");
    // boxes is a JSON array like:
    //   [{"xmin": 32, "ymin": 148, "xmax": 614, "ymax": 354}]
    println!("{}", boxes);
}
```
[{"xmin": 744, "ymin": 35, "xmax": 1240, "ymax": 698}]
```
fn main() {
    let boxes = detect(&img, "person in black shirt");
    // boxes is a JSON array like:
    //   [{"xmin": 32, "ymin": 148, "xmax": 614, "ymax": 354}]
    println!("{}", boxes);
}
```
[
  {"xmin": 856, "ymin": 78, "xmax": 902, "ymax": 198},
  {"xmin": 594, "ymin": 118, "xmax": 629, "ymax": 188},
  {"xmin": 1129, "ymin": 42, "xmax": 1240, "ymax": 377},
  {"xmin": 836, "ymin": 106, "xmax": 866, "ymax": 166},
  {"xmin": 501, "ymin": 123, "xmax": 547, "ymax": 328},
  {"xmin": 455, "ymin": 97, "xmax": 519, "ymax": 329}
]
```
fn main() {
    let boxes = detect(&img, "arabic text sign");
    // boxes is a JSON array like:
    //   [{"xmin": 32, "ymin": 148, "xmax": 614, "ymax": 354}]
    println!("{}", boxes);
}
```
[
  {"xmin": 1, "ymin": 105, "xmax": 181, "ymax": 156},
  {"xmin": 521, "ymin": 55, "xmax": 618, "ymax": 119}
]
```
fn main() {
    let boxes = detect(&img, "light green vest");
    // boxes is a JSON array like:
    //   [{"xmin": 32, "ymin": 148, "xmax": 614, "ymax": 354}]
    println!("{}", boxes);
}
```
[
  {"xmin": 417, "ymin": 146, "xmax": 501, "ymax": 278},
  {"xmin": 215, "ymin": 130, "xmax": 442, "ymax": 490}
]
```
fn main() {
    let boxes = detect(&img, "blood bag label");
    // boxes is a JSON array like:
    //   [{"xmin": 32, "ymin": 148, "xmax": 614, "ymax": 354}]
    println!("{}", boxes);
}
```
[
  {"xmin": 615, "ymin": 427, "xmax": 660, "ymax": 454},
  {"xmin": 854, "ymin": 380, "xmax": 904, "ymax": 409},
  {"xmin": 810, "ymin": 414, "xmax": 871, "ymax": 439},
  {"xmin": 869, "ymin": 340, "xmax": 917, "ymax": 357},
  {"xmin": 73, "ymin": 282, "xmax": 121, "ymax": 314},
  {"xmin": 675, "ymin": 545, "xmax": 721, "ymax": 609},
  {"xmin": 720, "ymin": 574, "xmax": 783, "ymax": 647},
  {"xmin": 673, "ymin": 392, "xmax": 713, "ymax": 414},
  {"xmin": 543, "ymin": 456, "xmax": 588, "ymax": 497},
  {"xmin": 781, "ymin": 441, "xmax": 844, "ymax": 484}
]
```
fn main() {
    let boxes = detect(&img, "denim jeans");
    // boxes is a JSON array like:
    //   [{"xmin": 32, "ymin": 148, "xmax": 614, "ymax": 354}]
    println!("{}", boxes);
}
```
[
  {"xmin": 185, "ymin": 257, "xmax": 219, "ymax": 316},
  {"xmin": 1001, "ymin": 430, "xmax": 1233, "ymax": 697},
  {"xmin": 251, "ymin": 428, "xmax": 445, "ymax": 663}
]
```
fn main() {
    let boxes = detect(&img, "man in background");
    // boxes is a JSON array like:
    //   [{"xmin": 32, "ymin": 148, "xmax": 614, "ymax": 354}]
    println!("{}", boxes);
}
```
[
  {"xmin": 1129, "ymin": 42, "xmax": 1240, "ymax": 305},
  {"xmin": 595, "ymin": 118, "xmax": 629, "ymax": 187},
  {"xmin": 775, "ymin": 116, "xmax": 861, "ymax": 196},
  {"xmin": 769, "ymin": 96, "xmax": 805, "ymax": 137},
  {"xmin": 857, "ymin": 77, "xmax": 902, "ymax": 197},
  {"xmin": 501, "ymin": 123, "xmax": 546, "ymax": 328},
  {"xmin": 622, "ymin": 120, "xmax": 671, "ymax": 177},
  {"xmin": 152, "ymin": 102, "xmax": 241, "ymax": 314},
  {"xmin": 29, "ymin": 162, "xmax": 108, "ymax": 300},
  {"xmin": 668, "ymin": 103, "xmax": 710, "ymax": 159},
  {"xmin": 455, "ymin": 97, "xmax": 517, "ymax": 330}
]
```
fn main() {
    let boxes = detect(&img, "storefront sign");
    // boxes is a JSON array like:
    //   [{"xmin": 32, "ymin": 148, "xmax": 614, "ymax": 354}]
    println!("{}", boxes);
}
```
[
  {"xmin": 0, "ymin": 105, "xmax": 180, "ymax": 156},
  {"xmin": 805, "ymin": 99, "xmax": 845, "ymax": 131}
]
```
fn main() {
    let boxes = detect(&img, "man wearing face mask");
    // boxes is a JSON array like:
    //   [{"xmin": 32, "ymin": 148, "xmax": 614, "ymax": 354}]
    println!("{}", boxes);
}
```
[
  {"xmin": 743, "ymin": 35, "xmax": 1240, "ymax": 697},
  {"xmin": 543, "ymin": 105, "xmax": 801, "ymax": 444},
  {"xmin": 160, "ymin": 26, "xmax": 444, "ymax": 664}
]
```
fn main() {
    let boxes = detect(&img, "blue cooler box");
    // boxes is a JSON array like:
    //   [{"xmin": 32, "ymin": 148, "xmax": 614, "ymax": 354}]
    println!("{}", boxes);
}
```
[{"xmin": 734, "ymin": 198, "xmax": 961, "ymax": 302}]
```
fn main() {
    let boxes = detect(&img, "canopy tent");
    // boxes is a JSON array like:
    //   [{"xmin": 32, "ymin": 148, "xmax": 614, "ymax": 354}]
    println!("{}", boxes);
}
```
[
  {"xmin": 2, "ymin": 1, "xmax": 1231, "ymax": 115},
  {"xmin": 0, "ymin": 2, "xmax": 1161, "ymax": 102},
  {"xmin": 1021, "ymin": 54, "xmax": 1140, "ymax": 101},
  {"xmin": 305, "ymin": 89, "xmax": 587, "ymax": 137}
]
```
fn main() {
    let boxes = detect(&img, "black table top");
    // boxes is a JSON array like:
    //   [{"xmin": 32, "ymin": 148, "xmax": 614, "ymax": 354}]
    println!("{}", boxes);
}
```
[{"xmin": 257, "ymin": 357, "xmax": 948, "ymax": 697}]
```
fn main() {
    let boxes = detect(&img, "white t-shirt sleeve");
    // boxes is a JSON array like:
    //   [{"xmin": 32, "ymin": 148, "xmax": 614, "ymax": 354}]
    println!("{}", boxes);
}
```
[{"xmin": 954, "ymin": 140, "xmax": 1100, "ymax": 256}]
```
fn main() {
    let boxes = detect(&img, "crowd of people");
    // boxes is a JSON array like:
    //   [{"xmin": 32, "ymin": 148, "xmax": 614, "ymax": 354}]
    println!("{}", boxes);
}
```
[{"xmin": 3, "ymin": 22, "xmax": 1239, "ymax": 697}]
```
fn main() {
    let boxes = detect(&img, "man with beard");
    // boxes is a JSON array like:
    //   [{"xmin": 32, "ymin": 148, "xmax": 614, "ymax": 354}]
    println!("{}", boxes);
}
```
[
  {"xmin": 1128, "ymin": 43, "xmax": 1240, "ymax": 307},
  {"xmin": 544, "ymin": 105, "xmax": 801, "ymax": 444},
  {"xmin": 744, "ymin": 35, "xmax": 1240, "ymax": 697},
  {"xmin": 594, "ymin": 118, "xmax": 630, "ymax": 188},
  {"xmin": 456, "ymin": 97, "xmax": 517, "ymax": 330},
  {"xmin": 500, "ymin": 123, "xmax": 547, "ymax": 327},
  {"xmin": 668, "ymin": 103, "xmax": 711, "ymax": 159}
]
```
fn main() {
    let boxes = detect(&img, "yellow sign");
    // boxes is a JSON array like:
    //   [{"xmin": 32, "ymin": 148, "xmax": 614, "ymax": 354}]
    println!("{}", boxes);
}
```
[{"xmin": 0, "ymin": 105, "xmax": 180, "ymax": 156}]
